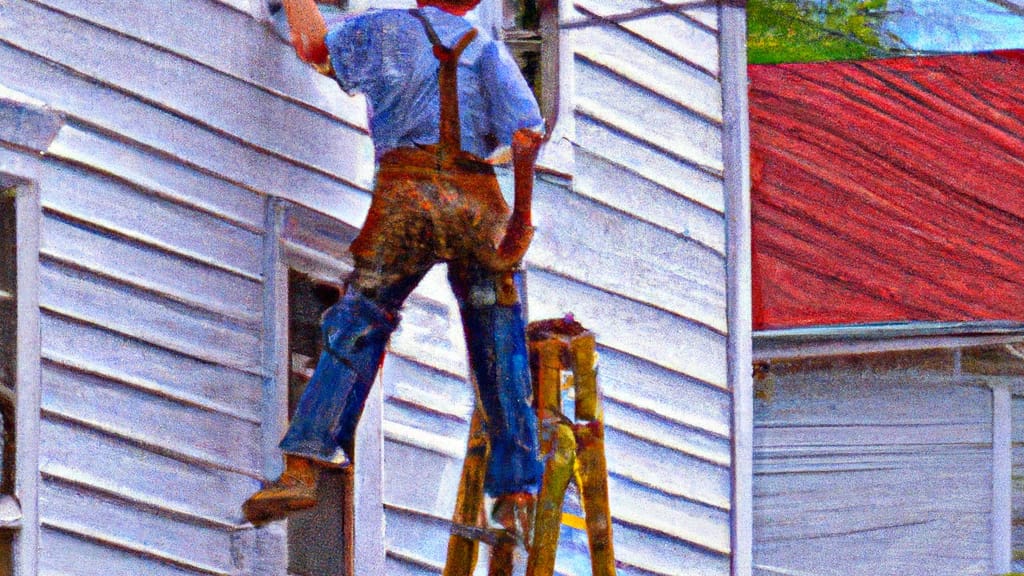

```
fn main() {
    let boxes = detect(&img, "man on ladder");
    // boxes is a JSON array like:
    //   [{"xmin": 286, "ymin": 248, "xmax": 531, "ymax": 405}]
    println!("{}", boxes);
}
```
[{"xmin": 242, "ymin": 0, "xmax": 547, "ymax": 544}]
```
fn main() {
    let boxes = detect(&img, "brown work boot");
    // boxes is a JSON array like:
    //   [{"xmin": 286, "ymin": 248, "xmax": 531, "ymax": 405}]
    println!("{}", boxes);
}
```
[
  {"xmin": 490, "ymin": 492, "xmax": 536, "ymax": 550},
  {"xmin": 242, "ymin": 456, "xmax": 319, "ymax": 527}
]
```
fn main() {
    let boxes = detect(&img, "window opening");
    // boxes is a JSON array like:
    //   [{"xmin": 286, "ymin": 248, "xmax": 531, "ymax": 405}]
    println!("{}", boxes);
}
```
[
  {"xmin": 0, "ymin": 188, "xmax": 18, "ymax": 576},
  {"xmin": 501, "ymin": 0, "xmax": 559, "ymax": 125},
  {"xmin": 285, "ymin": 269, "xmax": 353, "ymax": 576}
]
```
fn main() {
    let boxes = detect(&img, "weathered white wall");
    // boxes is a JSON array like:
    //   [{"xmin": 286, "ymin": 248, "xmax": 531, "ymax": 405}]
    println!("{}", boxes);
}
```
[
  {"xmin": 381, "ymin": 1, "xmax": 739, "ymax": 574},
  {"xmin": 0, "ymin": 0, "xmax": 747, "ymax": 573},
  {"xmin": 0, "ymin": 0, "xmax": 374, "ymax": 573},
  {"xmin": 753, "ymin": 353, "xmax": 995, "ymax": 576}
]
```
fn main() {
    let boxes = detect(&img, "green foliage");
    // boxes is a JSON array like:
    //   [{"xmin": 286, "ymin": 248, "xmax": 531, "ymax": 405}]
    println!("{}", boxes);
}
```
[{"xmin": 747, "ymin": 0, "xmax": 890, "ymax": 64}]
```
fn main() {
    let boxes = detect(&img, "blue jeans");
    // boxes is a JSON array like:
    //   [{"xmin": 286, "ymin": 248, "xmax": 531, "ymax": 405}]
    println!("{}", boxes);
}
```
[{"xmin": 279, "ymin": 264, "xmax": 543, "ymax": 497}]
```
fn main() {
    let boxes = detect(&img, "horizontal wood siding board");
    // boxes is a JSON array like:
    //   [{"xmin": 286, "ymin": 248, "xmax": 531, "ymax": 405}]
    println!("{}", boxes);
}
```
[
  {"xmin": 384, "ymin": 554, "xmax": 442, "ymax": 576},
  {"xmin": 754, "ymin": 368, "xmax": 994, "ymax": 574},
  {"xmin": 41, "ymin": 212, "xmax": 262, "ymax": 323},
  {"xmin": 530, "ymin": 178, "xmax": 727, "ymax": 333},
  {"xmin": 48, "ymin": 126, "xmax": 265, "ymax": 231},
  {"xmin": 0, "ymin": 43, "xmax": 371, "ymax": 226},
  {"xmin": 41, "ymin": 362, "xmax": 261, "ymax": 474},
  {"xmin": 39, "ymin": 260, "xmax": 261, "ymax": 373},
  {"xmin": 40, "ymin": 526, "xmax": 219, "ymax": 576},
  {"xmin": 39, "ymin": 417, "xmax": 260, "ymax": 524},
  {"xmin": 383, "ymin": 505, "xmax": 451, "ymax": 570},
  {"xmin": 604, "ymin": 396, "xmax": 731, "ymax": 466},
  {"xmin": 571, "ymin": 149, "xmax": 726, "ymax": 255},
  {"xmin": 571, "ymin": 27, "xmax": 722, "ymax": 123},
  {"xmin": 39, "ymin": 161, "xmax": 263, "ymax": 280},
  {"xmin": 3, "ymin": 0, "xmax": 375, "ymax": 190},
  {"xmin": 382, "ymin": 440, "xmax": 462, "ymax": 517},
  {"xmin": 598, "ymin": 347, "xmax": 732, "ymax": 438},
  {"xmin": 281, "ymin": 202, "xmax": 360, "ymax": 266},
  {"xmin": 30, "ymin": 0, "xmax": 370, "ymax": 128},
  {"xmin": 606, "ymin": 426, "xmax": 731, "ymax": 509},
  {"xmin": 571, "ymin": 1, "xmax": 720, "ymax": 78},
  {"xmin": 526, "ymin": 269, "xmax": 728, "ymax": 386},
  {"xmin": 684, "ymin": 4, "xmax": 719, "ymax": 30},
  {"xmin": 611, "ymin": 520, "xmax": 730, "ymax": 576},
  {"xmin": 40, "ymin": 479, "xmax": 237, "ymax": 573},
  {"xmin": 574, "ymin": 59, "xmax": 723, "ymax": 171},
  {"xmin": 40, "ymin": 313, "xmax": 261, "ymax": 421},
  {"xmin": 574, "ymin": 114, "xmax": 724, "ymax": 214},
  {"xmin": 608, "ymin": 474, "xmax": 731, "ymax": 554},
  {"xmin": 382, "ymin": 354, "xmax": 475, "ymax": 423}
]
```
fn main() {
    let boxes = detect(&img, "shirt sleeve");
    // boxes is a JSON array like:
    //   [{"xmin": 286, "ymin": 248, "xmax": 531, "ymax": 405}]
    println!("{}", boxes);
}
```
[
  {"xmin": 324, "ymin": 14, "xmax": 378, "ymax": 95},
  {"xmin": 480, "ymin": 41, "xmax": 544, "ymax": 147}
]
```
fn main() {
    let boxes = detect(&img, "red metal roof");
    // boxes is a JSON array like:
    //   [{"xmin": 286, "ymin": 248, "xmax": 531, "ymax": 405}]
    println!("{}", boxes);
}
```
[{"xmin": 749, "ymin": 51, "xmax": 1024, "ymax": 330}]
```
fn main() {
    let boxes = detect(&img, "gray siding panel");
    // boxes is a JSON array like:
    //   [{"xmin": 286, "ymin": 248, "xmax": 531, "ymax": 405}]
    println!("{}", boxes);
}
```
[
  {"xmin": 39, "ymin": 261, "xmax": 261, "ymax": 373},
  {"xmin": 40, "ymin": 417, "xmax": 258, "ymax": 524},
  {"xmin": 32, "ymin": 0, "xmax": 369, "ymax": 128},
  {"xmin": 41, "ymin": 362, "xmax": 262, "ymax": 474},
  {"xmin": 39, "ymin": 164, "xmax": 263, "ymax": 280},
  {"xmin": 4, "ymin": 0, "xmax": 374, "ymax": 189},
  {"xmin": 40, "ymin": 314, "xmax": 262, "ymax": 421},
  {"xmin": 527, "ymin": 269, "xmax": 728, "ymax": 387},
  {"xmin": 40, "ymin": 479, "xmax": 237, "ymax": 575},
  {"xmin": 40, "ymin": 527, "xmax": 214, "ymax": 576},
  {"xmin": 41, "ymin": 214, "xmax": 262, "ymax": 323},
  {"xmin": 530, "ymin": 177, "xmax": 728, "ymax": 333},
  {"xmin": 754, "ymin": 369, "xmax": 994, "ymax": 575},
  {"xmin": 49, "ymin": 126, "xmax": 266, "ymax": 231},
  {"xmin": 0, "ymin": 42, "xmax": 370, "ymax": 225}
]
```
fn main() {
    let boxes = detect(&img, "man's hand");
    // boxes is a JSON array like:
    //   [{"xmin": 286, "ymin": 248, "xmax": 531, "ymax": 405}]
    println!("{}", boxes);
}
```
[{"xmin": 282, "ymin": 0, "xmax": 330, "ymax": 66}]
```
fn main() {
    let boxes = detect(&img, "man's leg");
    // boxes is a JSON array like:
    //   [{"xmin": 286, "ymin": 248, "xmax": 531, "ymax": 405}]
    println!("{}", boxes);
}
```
[
  {"xmin": 243, "ymin": 267, "xmax": 427, "ymax": 526},
  {"xmin": 448, "ymin": 265, "xmax": 542, "ymax": 540}
]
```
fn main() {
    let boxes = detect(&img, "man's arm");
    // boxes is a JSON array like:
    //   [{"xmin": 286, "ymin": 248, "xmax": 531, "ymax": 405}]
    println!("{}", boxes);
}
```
[{"xmin": 281, "ymin": 0, "xmax": 330, "ymax": 66}]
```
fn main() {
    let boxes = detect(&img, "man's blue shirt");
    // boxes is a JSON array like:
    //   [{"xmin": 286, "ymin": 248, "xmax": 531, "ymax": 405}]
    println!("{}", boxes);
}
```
[{"xmin": 325, "ymin": 7, "xmax": 542, "ymax": 160}]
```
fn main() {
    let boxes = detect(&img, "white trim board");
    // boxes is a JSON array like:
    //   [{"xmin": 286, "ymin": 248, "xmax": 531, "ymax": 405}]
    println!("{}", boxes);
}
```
[{"xmin": 754, "ymin": 322, "xmax": 1024, "ymax": 362}]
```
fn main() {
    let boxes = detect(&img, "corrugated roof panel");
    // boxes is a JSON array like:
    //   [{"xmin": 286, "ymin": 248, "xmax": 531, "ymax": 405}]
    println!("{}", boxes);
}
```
[{"xmin": 750, "ymin": 51, "xmax": 1024, "ymax": 329}]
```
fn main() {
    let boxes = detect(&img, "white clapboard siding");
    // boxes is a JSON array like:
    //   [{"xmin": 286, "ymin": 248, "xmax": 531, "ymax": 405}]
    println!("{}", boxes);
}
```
[
  {"xmin": 1010, "ymin": 393, "xmax": 1024, "ymax": 565},
  {"xmin": 4, "ymin": 0, "xmax": 374, "ymax": 190},
  {"xmin": 754, "ymin": 366, "xmax": 994, "ymax": 576},
  {"xmin": 48, "ymin": 126, "xmax": 267, "ymax": 232},
  {"xmin": 529, "ymin": 177, "xmax": 727, "ymax": 333},
  {"xmin": 40, "ymin": 527, "xmax": 223, "ymax": 576},
  {"xmin": 0, "ymin": 41, "xmax": 371, "ymax": 227},
  {"xmin": 566, "ymin": 2, "xmax": 731, "ymax": 573},
  {"xmin": 32, "ymin": 0, "xmax": 370, "ymax": 128}
]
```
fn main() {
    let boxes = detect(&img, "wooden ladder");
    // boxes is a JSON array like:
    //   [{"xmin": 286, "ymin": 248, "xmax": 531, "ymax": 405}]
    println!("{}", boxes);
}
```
[{"xmin": 442, "ymin": 317, "xmax": 617, "ymax": 576}]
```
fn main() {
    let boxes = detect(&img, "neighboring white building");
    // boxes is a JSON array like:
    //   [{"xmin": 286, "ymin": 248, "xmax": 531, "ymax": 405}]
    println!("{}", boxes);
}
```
[{"xmin": 0, "ymin": 0, "xmax": 752, "ymax": 574}]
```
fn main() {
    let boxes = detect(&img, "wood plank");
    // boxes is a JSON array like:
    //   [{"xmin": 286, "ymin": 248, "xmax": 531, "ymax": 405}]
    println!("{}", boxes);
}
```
[
  {"xmin": 526, "ymin": 269, "xmax": 728, "ymax": 388},
  {"xmin": 40, "ymin": 526, "xmax": 217, "ymax": 576},
  {"xmin": 32, "ymin": 0, "xmax": 369, "ymax": 127},
  {"xmin": 2, "ymin": 0, "xmax": 375, "ymax": 189},
  {"xmin": 0, "ymin": 43, "xmax": 370, "ymax": 226},
  {"xmin": 40, "ymin": 313, "xmax": 261, "ymax": 421},
  {"xmin": 608, "ymin": 474, "xmax": 731, "ymax": 555},
  {"xmin": 607, "ymin": 426, "xmax": 731, "ymax": 510},
  {"xmin": 39, "ymin": 417, "xmax": 259, "ymax": 524},
  {"xmin": 39, "ymin": 260, "xmax": 261, "ymax": 373},
  {"xmin": 41, "ymin": 213, "xmax": 262, "ymax": 323},
  {"xmin": 40, "ymin": 479, "xmax": 237, "ymax": 574},
  {"xmin": 574, "ymin": 57, "xmax": 723, "ymax": 171},
  {"xmin": 574, "ymin": 113, "xmax": 723, "ymax": 210},
  {"xmin": 48, "ymin": 126, "xmax": 265, "ymax": 231},
  {"xmin": 605, "ymin": 396, "xmax": 731, "ymax": 467},
  {"xmin": 620, "ymin": 12, "xmax": 719, "ymax": 76},
  {"xmin": 39, "ymin": 162, "xmax": 263, "ymax": 280},
  {"xmin": 530, "ymin": 176, "xmax": 727, "ymax": 333},
  {"xmin": 612, "ymin": 520, "xmax": 730, "ymax": 576},
  {"xmin": 571, "ymin": 24, "xmax": 722, "ymax": 122},
  {"xmin": 599, "ymin": 348, "xmax": 732, "ymax": 438},
  {"xmin": 382, "ymin": 439, "xmax": 462, "ymax": 517},
  {"xmin": 41, "ymin": 363, "xmax": 262, "ymax": 475},
  {"xmin": 382, "ymin": 506, "xmax": 452, "ymax": 571},
  {"xmin": 571, "ymin": 148, "xmax": 726, "ymax": 251}
]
